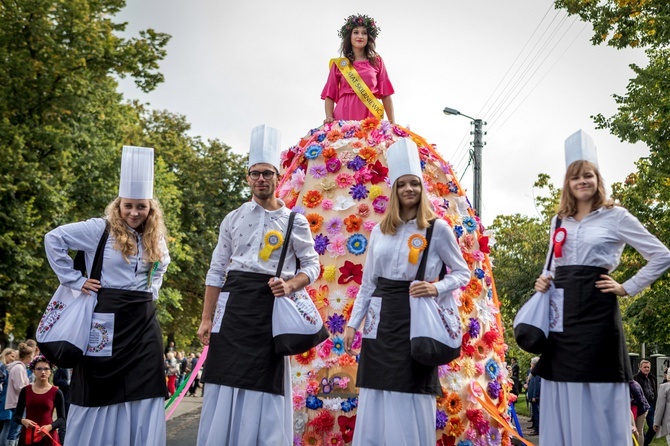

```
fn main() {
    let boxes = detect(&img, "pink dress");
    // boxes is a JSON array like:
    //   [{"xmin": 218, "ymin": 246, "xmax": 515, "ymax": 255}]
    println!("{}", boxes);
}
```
[{"xmin": 320, "ymin": 57, "xmax": 394, "ymax": 121}]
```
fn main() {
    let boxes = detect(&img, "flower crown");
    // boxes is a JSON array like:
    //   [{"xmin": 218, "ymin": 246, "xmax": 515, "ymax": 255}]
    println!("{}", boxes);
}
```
[{"xmin": 338, "ymin": 14, "xmax": 381, "ymax": 39}]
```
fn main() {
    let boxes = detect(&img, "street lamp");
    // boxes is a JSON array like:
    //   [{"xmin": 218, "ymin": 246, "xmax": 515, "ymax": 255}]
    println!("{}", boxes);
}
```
[{"xmin": 443, "ymin": 107, "xmax": 486, "ymax": 217}]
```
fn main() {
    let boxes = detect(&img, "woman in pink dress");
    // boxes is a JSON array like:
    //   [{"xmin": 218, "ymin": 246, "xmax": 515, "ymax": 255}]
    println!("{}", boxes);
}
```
[{"xmin": 321, "ymin": 14, "xmax": 395, "ymax": 123}]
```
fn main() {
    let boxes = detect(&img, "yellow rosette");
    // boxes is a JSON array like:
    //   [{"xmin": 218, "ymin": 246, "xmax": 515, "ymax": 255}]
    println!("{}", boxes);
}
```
[
  {"xmin": 407, "ymin": 234, "xmax": 428, "ymax": 264},
  {"xmin": 259, "ymin": 230, "xmax": 284, "ymax": 261}
]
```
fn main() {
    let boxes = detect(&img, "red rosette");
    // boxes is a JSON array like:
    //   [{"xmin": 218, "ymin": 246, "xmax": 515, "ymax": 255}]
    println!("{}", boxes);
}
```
[{"xmin": 553, "ymin": 227, "xmax": 567, "ymax": 258}]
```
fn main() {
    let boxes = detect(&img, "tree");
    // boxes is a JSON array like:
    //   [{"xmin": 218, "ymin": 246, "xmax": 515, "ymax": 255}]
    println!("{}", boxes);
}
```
[
  {"xmin": 0, "ymin": 0, "xmax": 169, "ymax": 343},
  {"xmin": 555, "ymin": 0, "xmax": 670, "ymax": 353},
  {"xmin": 488, "ymin": 174, "xmax": 559, "ymax": 359}
]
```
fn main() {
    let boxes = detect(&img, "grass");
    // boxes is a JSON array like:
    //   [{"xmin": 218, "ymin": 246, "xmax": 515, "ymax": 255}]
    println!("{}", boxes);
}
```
[{"xmin": 511, "ymin": 392, "xmax": 666, "ymax": 445}]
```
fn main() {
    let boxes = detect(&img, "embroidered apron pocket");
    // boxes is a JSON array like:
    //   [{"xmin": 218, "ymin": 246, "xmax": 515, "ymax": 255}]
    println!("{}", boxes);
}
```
[
  {"xmin": 211, "ymin": 292, "xmax": 230, "ymax": 334},
  {"xmin": 549, "ymin": 288, "xmax": 564, "ymax": 333},
  {"xmin": 85, "ymin": 312, "xmax": 115, "ymax": 357},
  {"xmin": 362, "ymin": 297, "xmax": 382, "ymax": 339}
]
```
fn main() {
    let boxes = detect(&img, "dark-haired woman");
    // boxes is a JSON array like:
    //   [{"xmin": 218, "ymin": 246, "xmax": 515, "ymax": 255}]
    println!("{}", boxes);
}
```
[
  {"xmin": 321, "ymin": 14, "xmax": 395, "ymax": 123},
  {"xmin": 13, "ymin": 357, "xmax": 64, "ymax": 446}
]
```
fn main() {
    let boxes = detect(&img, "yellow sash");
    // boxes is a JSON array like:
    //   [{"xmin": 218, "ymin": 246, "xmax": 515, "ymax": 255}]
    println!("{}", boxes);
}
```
[{"xmin": 329, "ymin": 58, "xmax": 384, "ymax": 119}]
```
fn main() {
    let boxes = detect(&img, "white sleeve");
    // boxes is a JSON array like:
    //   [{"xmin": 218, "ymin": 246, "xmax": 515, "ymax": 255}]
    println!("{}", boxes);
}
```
[
  {"xmin": 150, "ymin": 235, "xmax": 171, "ymax": 300},
  {"xmin": 617, "ymin": 209, "xmax": 670, "ymax": 296},
  {"xmin": 347, "ymin": 227, "xmax": 379, "ymax": 330},
  {"xmin": 205, "ymin": 215, "xmax": 233, "ymax": 288},
  {"xmin": 44, "ymin": 218, "xmax": 106, "ymax": 290},
  {"xmin": 432, "ymin": 219, "xmax": 470, "ymax": 303}
]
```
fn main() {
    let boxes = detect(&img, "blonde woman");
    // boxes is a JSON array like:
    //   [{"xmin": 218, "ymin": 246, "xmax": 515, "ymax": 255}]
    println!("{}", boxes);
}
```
[
  {"xmin": 44, "ymin": 147, "xmax": 170, "ymax": 446},
  {"xmin": 4, "ymin": 343, "xmax": 35, "ymax": 446},
  {"xmin": 343, "ymin": 139, "xmax": 469, "ymax": 445}
]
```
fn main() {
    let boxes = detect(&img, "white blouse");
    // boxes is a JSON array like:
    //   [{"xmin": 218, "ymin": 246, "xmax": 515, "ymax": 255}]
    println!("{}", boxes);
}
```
[
  {"xmin": 45, "ymin": 218, "xmax": 170, "ymax": 300},
  {"xmin": 348, "ymin": 218, "xmax": 470, "ymax": 330},
  {"xmin": 205, "ymin": 199, "xmax": 320, "ymax": 288},
  {"xmin": 545, "ymin": 206, "xmax": 670, "ymax": 296}
]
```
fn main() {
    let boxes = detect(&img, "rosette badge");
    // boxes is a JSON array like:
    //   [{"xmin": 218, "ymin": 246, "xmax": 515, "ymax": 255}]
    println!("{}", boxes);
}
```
[
  {"xmin": 407, "ymin": 234, "xmax": 428, "ymax": 264},
  {"xmin": 259, "ymin": 230, "xmax": 284, "ymax": 261}
]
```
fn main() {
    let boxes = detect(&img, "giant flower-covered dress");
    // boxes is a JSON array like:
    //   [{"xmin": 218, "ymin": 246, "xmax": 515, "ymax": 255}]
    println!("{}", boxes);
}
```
[{"xmin": 278, "ymin": 118, "xmax": 517, "ymax": 446}]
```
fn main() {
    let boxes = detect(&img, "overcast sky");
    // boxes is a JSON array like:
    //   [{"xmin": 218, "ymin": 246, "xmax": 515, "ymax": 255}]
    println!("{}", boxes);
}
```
[{"xmin": 117, "ymin": 0, "xmax": 648, "ymax": 226}]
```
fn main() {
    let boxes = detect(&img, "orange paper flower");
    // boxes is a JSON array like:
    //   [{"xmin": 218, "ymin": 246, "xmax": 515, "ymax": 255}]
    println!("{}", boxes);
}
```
[
  {"xmin": 307, "ymin": 213, "xmax": 324, "ymax": 233},
  {"xmin": 361, "ymin": 117, "xmax": 380, "ymax": 131},
  {"xmin": 296, "ymin": 348, "xmax": 317, "ymax": 365},
  {"xmin": 343, "ymin": 214, "xmax": 363, "ymax": 232},
  {"xmin": 322, "ymin": 147, "xmax": 337, "ymax": 159},
  {"xmin": 303, "ymin": 190, "xmax": 323, "ymax": 208},
  {"xmin": 445, "ymin": 392, "xmax": 463, "ymax": 415}
]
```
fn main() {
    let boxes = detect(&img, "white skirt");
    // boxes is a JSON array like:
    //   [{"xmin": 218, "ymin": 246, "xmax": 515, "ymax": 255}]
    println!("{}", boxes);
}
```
[
  {"xmin": 65, "ymin": 397, "xmax": 165, "ymax": 446},
  {"xmin": 197, "ymin": 358, "xmax": 292, "ymax": 446},
  {"xmin": 352, "ymin": 388, "xmax": 436, "ymax": 446},
  {"xmin": 539, "ymin": 379, "xmax": 632, "ymax": 446}
]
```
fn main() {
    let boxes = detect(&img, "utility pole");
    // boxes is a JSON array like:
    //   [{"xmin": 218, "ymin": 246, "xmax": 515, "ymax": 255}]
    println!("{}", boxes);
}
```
[{"xmin": 443, "ymin": 107, "xmax": 486, "ymax": 217}]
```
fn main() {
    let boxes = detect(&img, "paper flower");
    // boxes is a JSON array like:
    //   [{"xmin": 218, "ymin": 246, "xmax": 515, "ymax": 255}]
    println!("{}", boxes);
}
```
[
  {"xmin": 337, "ymin": 415, "xmax": 357, "ymax": 443},
  {"xmin": 326, "ymin": 234, "xmax": 346, "ymax": 258},
  {"xmin": 357, "ymin": 203, "xmax": 370, "ymax": 218},
  {"xmin": 372, "ymin": 195, "xmax": 388, "ymax": 213},
  {"xmin": 335, "ymin": 173, "xmax": 355, "ymax": 188},
  {"xmin": 325, "ymin": 157, "xmax": 342, "ymax": 173},
  {"xmin": 325, "ymin": 217, "xmax": 343, "ymax": 235},
  {"xmin": 306, "ymin": 213, "xmax": 324, "ymax": 233},
  {"xmin": 346, "ymin": 156, "xmax": 366, "ymax": 171},
  {"xmin": 309, "ymin": 164, "xmax": 328, "ymax": 179},
  {"xmin": 303, "ymin": 190, "xmax": 323, "ymax": 208},
  {"xmin": 347, "ymin": 233, "xmax": 368, "ymax": 256},
  {"xmin": 305, "ymin": 145, "xmax": 323, "ymax": 160},
  {"xmin": 338, "ymin": 261, "xmax": 363, "ymax": 285},
  {"xmin": 323, "ymin": 265, "xmax": 337, "ymax": 282},
  {"xmin": 368, "ymin": 160, "xmax": 388, "ymax": 184},
  {"xmin": 326, "ymin": 313, "xmax": 346, "ymax": 334},
  {"xmin": 308, "ymin": 409, "xmax": 335, "ymax": 435},
  {"xmin": 349, "ymin": 184, "xmax": 369, "ymax": 201},
  {"xmin": 314, "ymin": 234, "xmax": 329, "ymax": 255},
  {"xmin": 332, "ymin": 195, "xmax": 356, "ymax": 211}
]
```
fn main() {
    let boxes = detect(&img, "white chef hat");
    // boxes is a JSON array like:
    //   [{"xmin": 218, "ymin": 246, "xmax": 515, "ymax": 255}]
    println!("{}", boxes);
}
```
[
  {"xmin": 564, "ymin": 130, "xmax": 598, "ymax": 169},
  {"xmin": 118, "ymin": 146, "xmax": 154, "ymax": 199},
  {"xmin": 386, "ymin": 138, "xmax": 422, "ymax": 186},
  {"xmin": 248, "ymin": 124, "xmax": 281, "ymax": 171}
]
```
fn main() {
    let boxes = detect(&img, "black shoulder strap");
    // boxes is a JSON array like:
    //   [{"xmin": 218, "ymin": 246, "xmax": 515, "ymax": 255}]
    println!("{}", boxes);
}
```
[
  {"xmin": 275, "ymin": 212, "xmax": 297, "ymax": 278},
  {"xmin": 545, "ymin": 216, "xmax": 563, "ymax": 272},
  {"xmin": 415, "ymin": 220, "xmax": 437, "ymax": 282},
  {"xmin": 74, "ymin": 221, "xmax": 110, "ymax": 281}
]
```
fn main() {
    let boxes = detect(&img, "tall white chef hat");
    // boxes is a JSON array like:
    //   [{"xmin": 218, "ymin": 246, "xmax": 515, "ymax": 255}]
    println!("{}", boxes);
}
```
[
  {"xmin": 248, "ymin": 124, "xmax": 281, "ymax": 171},
  {"xmin": 564, "ymin": 130, "xmax": 598, "ymax": 169},
  {"xmin": 386, "ymin": 138, "xmax": 423, "ymax": 186},
  {"xmin": 118, "ymin": 146, "xmax": 154, "ymax": 199}
]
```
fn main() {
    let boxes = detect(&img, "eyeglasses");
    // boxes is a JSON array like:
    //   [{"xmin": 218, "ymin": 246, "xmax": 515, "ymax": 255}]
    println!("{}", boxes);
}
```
[
  {"xmin": 35, "ymin": 367, "xmax": 50, "ymax": 372},
  {"xmin": 248, "ymin": 170, "xmax": 277, "ymax": 180}
]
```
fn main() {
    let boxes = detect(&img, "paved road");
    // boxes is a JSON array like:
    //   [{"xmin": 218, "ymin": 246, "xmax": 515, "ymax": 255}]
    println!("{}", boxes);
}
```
[
  {"xmin": 165, "ymin": 405, "xmax": 539, "ymax": 446},
  {"xmin": 167, "ymin": 406, "xmax": 201, "ymax": 446}
]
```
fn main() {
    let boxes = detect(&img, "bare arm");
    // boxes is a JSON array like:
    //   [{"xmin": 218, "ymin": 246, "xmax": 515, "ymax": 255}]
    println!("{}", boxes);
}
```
[
  {"xmin": 324, "ymin": 98, "xmax": 335, "ymax": 123},
  {"xmin": 382, "ymin": 96, "xmax": 394, "ymax": 124}
]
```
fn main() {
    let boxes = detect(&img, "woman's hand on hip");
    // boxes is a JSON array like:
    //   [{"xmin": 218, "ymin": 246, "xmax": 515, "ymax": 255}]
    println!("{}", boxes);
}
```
[
  {"xmin": 596, "ymin": 274, "xmax": 628, "ymax": 296},
  {"xmin": 409, "ymin": 281, "xmax": 438, "ymax": 298},
  {"xmin": 81, "ymin": 278, "xmax": 101, "ymax": 295},
  {"xmin": 534, "ymin": 275, "xmax": 552, "ymax": 293}
]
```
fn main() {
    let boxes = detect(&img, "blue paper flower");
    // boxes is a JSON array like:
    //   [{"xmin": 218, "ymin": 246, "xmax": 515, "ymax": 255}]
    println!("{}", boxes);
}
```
[
  {"xmin": 454, "ymin": 225, "xmax": 464, "ymax": 238},
  {"xmin": 436, "ymin": 409, "xmax": 448, "ymax": 430},
  {"xmin": 347, "ymin": 234, "xmax": 367, "ymax": 256},
  {"xmin": 474, "ymin": 268, "xmax": 485, "ymax": 279},
  {"xmin": 305, "ymin": 395, "xmax": 323, "ymax": 409},
  {"xmin": 332, "ymin": 336, "xmax": 346, "ymax": 355},
  {"xmin": 305, "ymin": 145, "xmax": 323, "ymax": 160},
  {"xmin": 463, "ymin": 216, "xmax": 478, "ymax": 233},
  {"xmin": 346, "ymin": 156, "xmax": 366, "ymax": 171},
  {"xmin": 485, "ymin": 358, "xmax": 499, "ymax": 380}
]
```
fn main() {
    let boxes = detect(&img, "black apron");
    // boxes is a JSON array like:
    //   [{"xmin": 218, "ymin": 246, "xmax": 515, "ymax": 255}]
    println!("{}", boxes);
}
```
[
  {"xmin": 70, "ymin": 288, "xmax": 166, "ymax": 407},
  {"xmin": 357, "ymin": 278, "xmax": 442, "ymax": 396},
  {"xmin": 202, "ymin": 271, "xmax": 285, "ymax": 395},
  {"xmin": 535, "ymin": 265, "xmax": 632, "ymax": 382}
]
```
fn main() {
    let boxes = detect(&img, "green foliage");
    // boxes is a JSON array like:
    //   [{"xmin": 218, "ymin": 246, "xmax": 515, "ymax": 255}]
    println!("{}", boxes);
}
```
[
  {"xmin": 555, "ymin": 0, "xmax": 670, "ymax": 355},
  {"xmin": 489, "ymin": 175, "xmax": 559, "ymax": 358}
]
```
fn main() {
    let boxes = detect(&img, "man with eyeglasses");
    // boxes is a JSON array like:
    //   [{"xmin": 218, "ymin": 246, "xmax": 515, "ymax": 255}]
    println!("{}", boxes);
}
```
[{"xmin": 196, "ymin": 124, "xmax": 319, "ymax": 445}]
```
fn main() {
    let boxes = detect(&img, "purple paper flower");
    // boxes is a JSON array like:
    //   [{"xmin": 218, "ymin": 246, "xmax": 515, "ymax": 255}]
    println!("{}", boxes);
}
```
[
  {"xmin": 346, "ymin": 156, "xmax": 366, "ymax": 171},
  {"xmin": 325, "ymin": 217, "xmax": 343, "ymax": 235},
  {"xmin": 349, "ymin": 184, "xmax": 369, "ymax": 201},
  {"xmin": 372, "ymin": 195, "xmax": 388, "ymax": 213},
  {"xmin": 468, "ymin": 318, "xmax": 481, "ymax": 338},
  {"xmin": 309, "ymin": 164, "xmax": 328, "ymax": 179},
  {"xmin": 326, "ymin": 313, "xmax": 346, "ymax": 334},
  {"xmin": 314, "ymin": 234, "xmax": 329, "ymax": 255},
  {"xmin": 436, "ymin": 409, "xmax": 448, "ymax": 430},
  {"xmin": 487, "ymin": 381, "xmax": 502, "ymax": 399}
]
